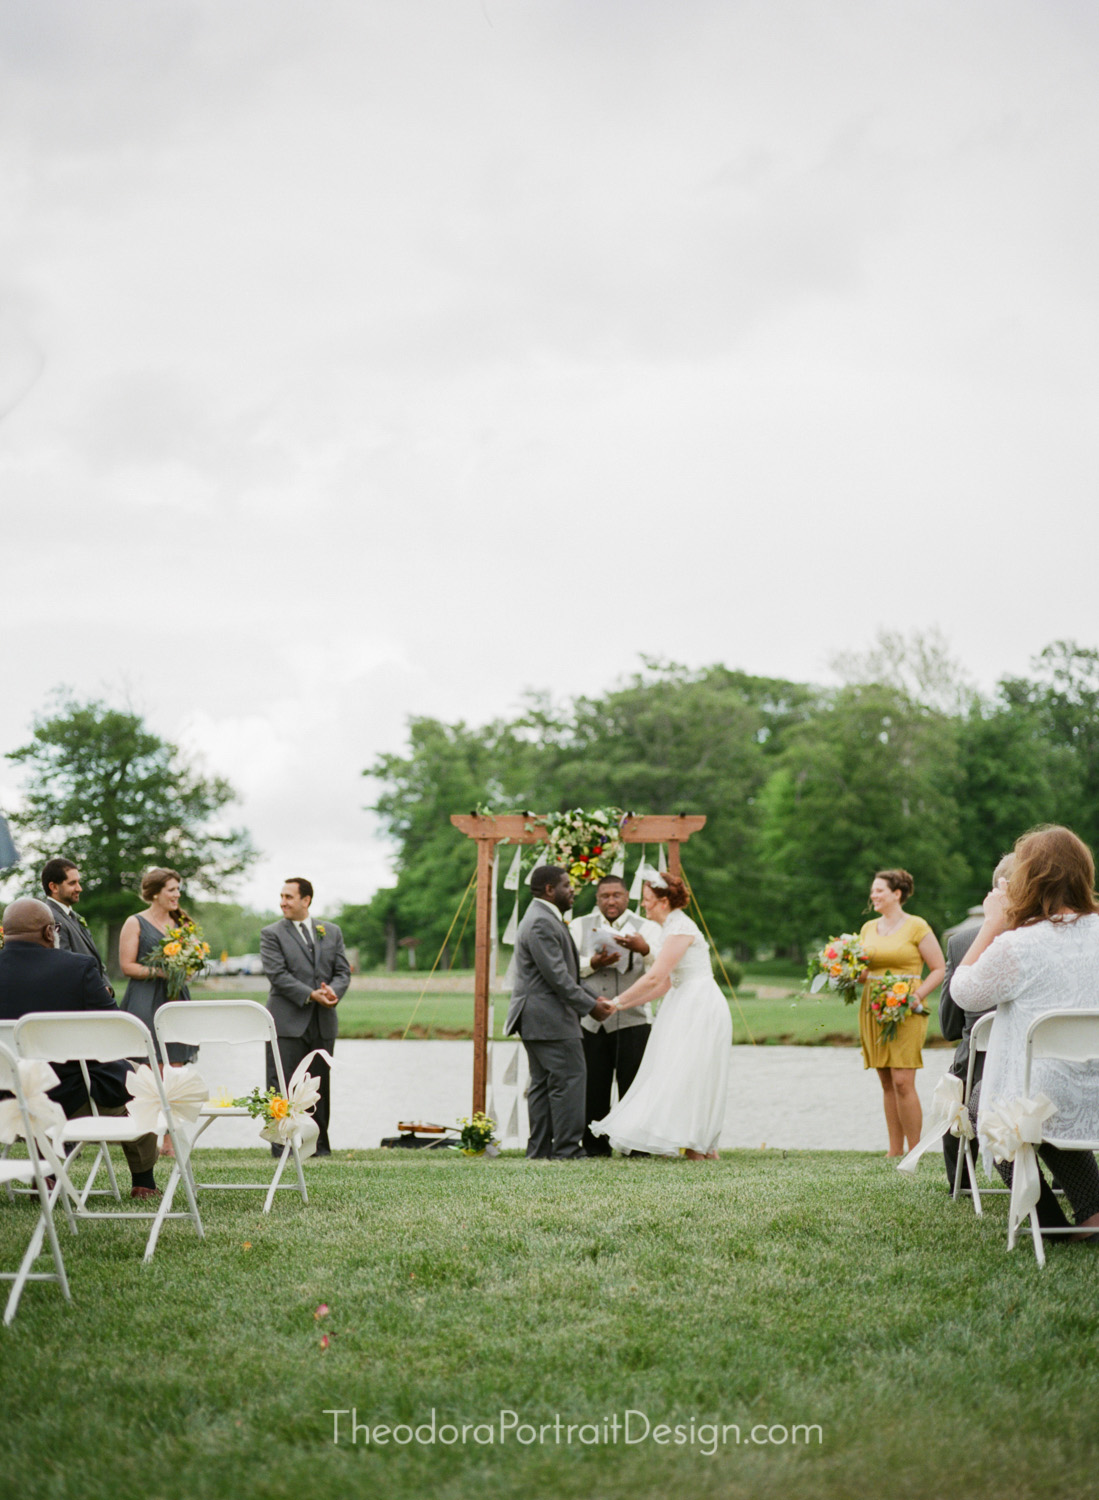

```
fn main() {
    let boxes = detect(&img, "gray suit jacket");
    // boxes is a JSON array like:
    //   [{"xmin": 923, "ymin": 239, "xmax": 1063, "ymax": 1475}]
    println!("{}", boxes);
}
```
[
  {"xmin": 260, "ymin": 917, "xmax": 351, "ymax": 1042},
  {"xmin": 940, "ymin": 919, "xmax": 991, "ymax": 1081},
  {"xmin": 45, "ymin": 897, "xmax": 114, "ymax": 995},
  {"xmin": 505, "ymin": 900, "xmax": 598, "ymax": 1041}
]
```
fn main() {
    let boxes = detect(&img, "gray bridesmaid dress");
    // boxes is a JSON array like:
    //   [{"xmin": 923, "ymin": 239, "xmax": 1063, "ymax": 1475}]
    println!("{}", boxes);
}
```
[{"xmin": 120, "ymin": 914, "xmax": 198, "ymax": 1065}]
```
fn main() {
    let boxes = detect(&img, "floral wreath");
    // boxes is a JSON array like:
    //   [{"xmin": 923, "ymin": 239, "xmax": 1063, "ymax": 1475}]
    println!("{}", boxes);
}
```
[{"xmin": 537, "ymin": 807, "xmax": 626, "ymax": 886}]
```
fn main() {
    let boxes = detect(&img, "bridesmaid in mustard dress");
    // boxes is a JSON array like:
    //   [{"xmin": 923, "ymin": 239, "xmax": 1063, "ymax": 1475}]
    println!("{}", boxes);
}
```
[{"xmin": 858, "ymin": 869, "xmax": 945, "ymax": 1157}]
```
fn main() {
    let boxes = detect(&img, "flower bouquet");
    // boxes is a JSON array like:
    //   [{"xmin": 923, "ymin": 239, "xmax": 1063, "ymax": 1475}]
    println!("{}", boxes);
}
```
[
  {"xmin": 539, "ymin": 807, "xmax": 625, "ymax": 886},
  {"xmin": 450, "ymin": 1111, "xmax": 499, "ymax": 1157},
  {"xmin": 806, "ymin": 933, "xmax": 869, "ymax": 1004},
  {"xmin": 142, "ymin": 919, "xmax": 211, "ymax": 999},
  {"xmin": 869, "ymin": 972, "xmax": 927, "ymax": 1042}
]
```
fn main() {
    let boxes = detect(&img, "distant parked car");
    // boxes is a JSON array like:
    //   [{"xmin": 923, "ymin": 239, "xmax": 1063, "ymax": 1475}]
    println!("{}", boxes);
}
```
[{"xmin": 237, "ymin": 953, "xmax": 265, "ymax": 976}]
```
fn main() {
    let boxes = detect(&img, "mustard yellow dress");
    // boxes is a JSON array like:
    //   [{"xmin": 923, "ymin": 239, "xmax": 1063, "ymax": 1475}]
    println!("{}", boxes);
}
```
[{"xmin": 858, "ymin": 913, "xmax": 931, "ymax": 1069}]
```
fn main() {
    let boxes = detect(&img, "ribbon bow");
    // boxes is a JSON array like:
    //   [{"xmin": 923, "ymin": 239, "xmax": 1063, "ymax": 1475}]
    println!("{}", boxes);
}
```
[
  {"xmin": 0, "ymin": 1058, "xmax": 75, "ymax": 1191},
  {"xmin": 259, "ymin": 1049, "xmax": 333, "ymax": 1159},
  {"xmin": 125, "ymin": 1063, "xmax": 208, "ymax": 1145},
  {"xmin": 0, "ymin": 1058, "xmax": 66, "ymax": 1152},
  {"xmin": 896, "ymin": 1074, "xmax": 976, "ymax": 1176},
  {"xmin": 979, "ymin": 1094, "xmax": 1056, "ymax": 1248}
]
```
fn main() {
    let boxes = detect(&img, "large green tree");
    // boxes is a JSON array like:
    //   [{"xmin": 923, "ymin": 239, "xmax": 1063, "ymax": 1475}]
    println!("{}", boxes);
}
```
[
  {"xmin": 757, "ymin": 684, "xmax": 969, "ymax": 951},
  {"xmin": 7, "ymin": 695, "xmax": 256, "ymax": 966}
]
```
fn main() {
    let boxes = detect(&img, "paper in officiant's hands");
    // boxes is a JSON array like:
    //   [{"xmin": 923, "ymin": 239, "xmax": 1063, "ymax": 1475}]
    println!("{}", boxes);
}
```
[{"xmin": 591, "ymin": 929, "xmax": 628, "ymax": 960}]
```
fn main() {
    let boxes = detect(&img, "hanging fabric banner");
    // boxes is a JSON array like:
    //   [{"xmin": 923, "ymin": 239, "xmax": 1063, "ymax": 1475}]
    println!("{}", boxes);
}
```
[
  {"xmin": 490, "ymin": 846, "xmax": 500, "ymax": 987},
  {"xmin": 629, "ymin": 846, "xmax": 647, "ymax": 907},
  {"xmin": 503, "ymin": 845, "xmax": 523, "ymax": 891}
]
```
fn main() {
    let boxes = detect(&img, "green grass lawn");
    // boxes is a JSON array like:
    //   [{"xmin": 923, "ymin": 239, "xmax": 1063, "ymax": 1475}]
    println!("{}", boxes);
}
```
[
  {"xmin": 3, "ymin": 1149, "xmax": 1096, "ymax": 1499},
  {"xmin": 196, "ymin": 987, "xmax": 948, "ymax": 1046}
]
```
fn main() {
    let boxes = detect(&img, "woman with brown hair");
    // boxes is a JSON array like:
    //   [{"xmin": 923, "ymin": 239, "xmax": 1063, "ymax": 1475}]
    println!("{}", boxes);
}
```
[
  {"xmin": 857, "ymin": 869, "xmax": 946, "ymax": 1157},
  {"xmin": 589, "ymin": 868, "xmax": 732, "ymax": 1160},
  {"xmin": 952, "ymin": 825, "xmax": 1099, "ymax": 1238},
  {"xmin": 119, "ymin": 868, "xmax": 199, "ymax": 1070}
]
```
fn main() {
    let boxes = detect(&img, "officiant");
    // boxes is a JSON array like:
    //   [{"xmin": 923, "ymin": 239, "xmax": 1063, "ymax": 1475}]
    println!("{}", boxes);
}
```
[{"xmin": 570, "ymin": 874, "xmax": 657, "ymax": 1156}]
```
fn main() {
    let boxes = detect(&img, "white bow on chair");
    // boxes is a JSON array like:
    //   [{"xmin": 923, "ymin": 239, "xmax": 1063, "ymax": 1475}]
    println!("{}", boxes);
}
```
[
  {"xmin": 979, "ymin": 1094, "xmax": 1056, "ymax": 1249},
  {"xmin": 125, "ymin": 1064, "xmax": 209, "ymax": 1147},
  {"xmin": 259, "ymin": 1049, "xmax": 333, "ymax": 1160},
  {"xmin": 0, "ymin": 1058, "xmax": 78, "ymax": 1197},
  {"xmin": 896, "ymin": 1074, "xmax": 975, "ymax": 1176}
]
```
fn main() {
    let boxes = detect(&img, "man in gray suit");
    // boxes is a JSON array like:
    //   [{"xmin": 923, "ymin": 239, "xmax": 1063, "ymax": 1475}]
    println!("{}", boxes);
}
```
[
  {"xmin": 939, "ymin": 853, "xmax": 1013, "ymax": 1185},
  {"xmin": 260, "ymin": 877, "xmax": 351, "ymax": 1158},
  {"xmin": 505, "ymin": 865, "xmax": 613, "ymax": 1160},
  {"xmin": 41, "ymin": 857, "xmax": 114, "ymax": 997}
]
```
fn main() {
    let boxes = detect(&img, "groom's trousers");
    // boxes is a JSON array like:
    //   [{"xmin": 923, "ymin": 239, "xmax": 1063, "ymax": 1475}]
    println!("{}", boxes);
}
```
[{"xmin": 521, "ymin": 1036, "xmax": 587, "ymax": 1159}]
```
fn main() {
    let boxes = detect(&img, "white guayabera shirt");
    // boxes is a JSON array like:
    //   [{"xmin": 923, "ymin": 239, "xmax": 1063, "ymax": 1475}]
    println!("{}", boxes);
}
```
[{"xmin": 570, "ymin": 907, "xmax": 657, "ymax": 1033}]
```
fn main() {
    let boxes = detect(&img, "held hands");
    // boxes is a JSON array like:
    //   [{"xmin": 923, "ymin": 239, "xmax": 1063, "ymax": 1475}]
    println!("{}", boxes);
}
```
[
  {"xmin": 589, "ymin": 998, "xmax": 616, "ymax": 1023},
  {"xmin": 311, "ymin": 983, "xmax": 340, "ymax": 1007}
]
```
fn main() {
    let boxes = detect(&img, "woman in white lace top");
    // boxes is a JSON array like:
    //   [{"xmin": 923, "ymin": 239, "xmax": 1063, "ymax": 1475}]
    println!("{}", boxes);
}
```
[
  {"xmin": 952, "ymin": 825, "xmax": 1099, "ymax": 1237},
  {"xmin": 589, "ymin": 869, "xmax": 731, "ymax": 1160}
]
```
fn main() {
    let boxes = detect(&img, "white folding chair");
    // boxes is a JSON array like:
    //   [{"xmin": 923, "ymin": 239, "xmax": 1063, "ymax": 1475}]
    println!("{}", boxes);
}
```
[
  {"xmin": 952, "ymin": 1013, "xmax": 1007, "ymax": 1213},
  {"xmin": 0, "ymin": 1040, "xmax": 73, "ymax": 1325},
  {"xmin": 1014, "ymin": 1009, "xmax": 1099, "ymax": 1267},
  {"xmin": 155, "ymin": 1001, "xmax": 308, "ymax": 1213},
  {"xmin": 14, "ymin": 1011, "xmax": 204, "ymax": 1263}
]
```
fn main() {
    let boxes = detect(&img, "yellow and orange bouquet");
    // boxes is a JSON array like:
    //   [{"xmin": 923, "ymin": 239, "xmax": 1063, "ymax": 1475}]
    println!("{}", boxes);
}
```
[
  {"xmin": 142, "ymin": 918, "xmax": 211, "ymax": 999},
  {"xmin": 806, "ymin": 933, "xmax": 869, "ymax": 1004},
  {"xmin": 869, "ymin": 971, "xmax": 927, "ymax": 1041}
]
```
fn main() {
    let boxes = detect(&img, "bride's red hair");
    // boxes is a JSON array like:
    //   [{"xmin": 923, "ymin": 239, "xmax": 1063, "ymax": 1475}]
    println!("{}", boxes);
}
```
[{"xmin": 646, "ymin": 872, "xmax": 689, "ymax": 910}]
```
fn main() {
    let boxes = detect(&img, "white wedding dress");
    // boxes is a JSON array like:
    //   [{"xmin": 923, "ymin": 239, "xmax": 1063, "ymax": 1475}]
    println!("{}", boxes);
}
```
[{"xmin": 589, "ymin": 909, "xmax": 732, "ymax": 1156}]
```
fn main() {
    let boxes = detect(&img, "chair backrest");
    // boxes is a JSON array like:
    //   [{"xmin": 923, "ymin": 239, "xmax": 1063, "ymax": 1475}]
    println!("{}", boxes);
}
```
[
  {"xmin": 155, "ymin": 1000, "xmax": 277, "ymax": 1049},
  {"xmin": 0, "ymin": 1019, "xmax": 17, "ymax": 1055},
  {"xmin": 970, "ymin": 1012, "xmax": 995, "ymax": 1053},
  {"xmin": 1025, "ymin": 1009, "xmax": 1099, "ymax": 1093},
  {"xmin": 15, "ymin": 1010, "xmax": 157, "ymax": 1067}
]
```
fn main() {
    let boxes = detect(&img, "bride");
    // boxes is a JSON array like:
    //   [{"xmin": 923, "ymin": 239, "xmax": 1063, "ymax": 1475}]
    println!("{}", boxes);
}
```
[{"xmin": 589, "ymin": 868, "xmax": 731, "ymax": 1159}]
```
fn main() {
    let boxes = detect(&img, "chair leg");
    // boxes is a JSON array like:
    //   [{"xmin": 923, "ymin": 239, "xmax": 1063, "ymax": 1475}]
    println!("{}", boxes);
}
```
[
  {"xmin": 264, "ymin": 1142, "xmax": 292, "ymax": 1214},
  {"xmin": 965, "ymin": 1145, "xmax": 983, "ymax": 1216},
  {"xmin": 1029, "ymin": 1207, "xmax": 1046, "ymax": 1268}
]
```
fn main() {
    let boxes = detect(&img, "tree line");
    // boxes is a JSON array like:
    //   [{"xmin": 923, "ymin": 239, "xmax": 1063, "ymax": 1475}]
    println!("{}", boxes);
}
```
[
  {"xmin": 339, "ymin": 636, "xmax": 1099, "ymax": 966},
  {"xmin": 4, "ymin": 637, "xmax": 1098, "ymax": 973}
]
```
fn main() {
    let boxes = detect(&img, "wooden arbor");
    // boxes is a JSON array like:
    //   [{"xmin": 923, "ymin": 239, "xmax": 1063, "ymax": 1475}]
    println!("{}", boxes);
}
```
[{"xmin": 450, "ymin": 813, "xmax": 706, "ymax": 1114}]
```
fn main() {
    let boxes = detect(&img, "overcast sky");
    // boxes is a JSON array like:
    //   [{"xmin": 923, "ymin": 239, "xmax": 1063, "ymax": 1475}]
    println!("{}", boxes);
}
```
[{"xmin": 2, "ymin": 0, "xmax": 1097, "ymax": 912}]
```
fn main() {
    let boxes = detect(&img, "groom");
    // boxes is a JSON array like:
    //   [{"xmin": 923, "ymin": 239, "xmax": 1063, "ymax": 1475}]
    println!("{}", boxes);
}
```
[
  {"xmin": 260, "ymin": 878, "xmax": 350, "ymax": 1158},
  {"xmin": 505, "ymin": 866, "xmax": 613, "ymax": 1160}
]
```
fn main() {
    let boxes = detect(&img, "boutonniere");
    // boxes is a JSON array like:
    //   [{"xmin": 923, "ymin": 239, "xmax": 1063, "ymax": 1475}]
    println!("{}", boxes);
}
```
[
  {"xmin": 75, "ymin": 912, "xmax": 89, "ymax": 929},
  {"xmin": 315, "ymin": 924, "xmax": 326, "ymax": 938}
]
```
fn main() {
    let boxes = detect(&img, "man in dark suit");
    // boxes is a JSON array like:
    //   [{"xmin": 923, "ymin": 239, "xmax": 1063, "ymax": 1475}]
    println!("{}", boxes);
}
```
[
  {"xmin": 504, "ymin": 866, "xmax": 613, "ymax": 1160},
  {"xmin": 41, "ymin": 856, "xmax": 114, "ymax": 997},
  {"xmin": 260, "ymin": 878, "xmax": 351, "ymax": 1158},
  {"xmin": 939, "ymin": 854, "xmax": 1013, "ymax": 1186},
  {"xmin": 0, "ymin": 897, "xmax": 159, "ymax": 1197}
]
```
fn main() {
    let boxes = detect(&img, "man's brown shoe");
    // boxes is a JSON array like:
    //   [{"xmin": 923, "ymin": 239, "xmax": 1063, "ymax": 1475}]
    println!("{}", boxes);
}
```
[{"xmin": 130, "ymin": 1185, "xmax": 162, "ymax": 1200}]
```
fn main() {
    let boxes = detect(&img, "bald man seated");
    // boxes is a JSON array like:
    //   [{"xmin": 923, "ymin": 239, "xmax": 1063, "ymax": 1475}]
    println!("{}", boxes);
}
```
[{"xmin": 0, "ymin": 897, "xmax": 161, "ymax": 1198}]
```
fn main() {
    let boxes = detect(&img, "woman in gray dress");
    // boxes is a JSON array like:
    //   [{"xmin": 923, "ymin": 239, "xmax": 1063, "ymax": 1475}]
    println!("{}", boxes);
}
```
[{"xmin": 119, "ymin": 867, "xmax": 199, "ymax": 1070}]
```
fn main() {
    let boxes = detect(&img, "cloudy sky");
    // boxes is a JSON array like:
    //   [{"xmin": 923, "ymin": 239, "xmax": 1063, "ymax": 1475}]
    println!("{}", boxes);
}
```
[{"xmin": 2, "ymin": 0, "xmax": 1097, "ymax": 911}]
